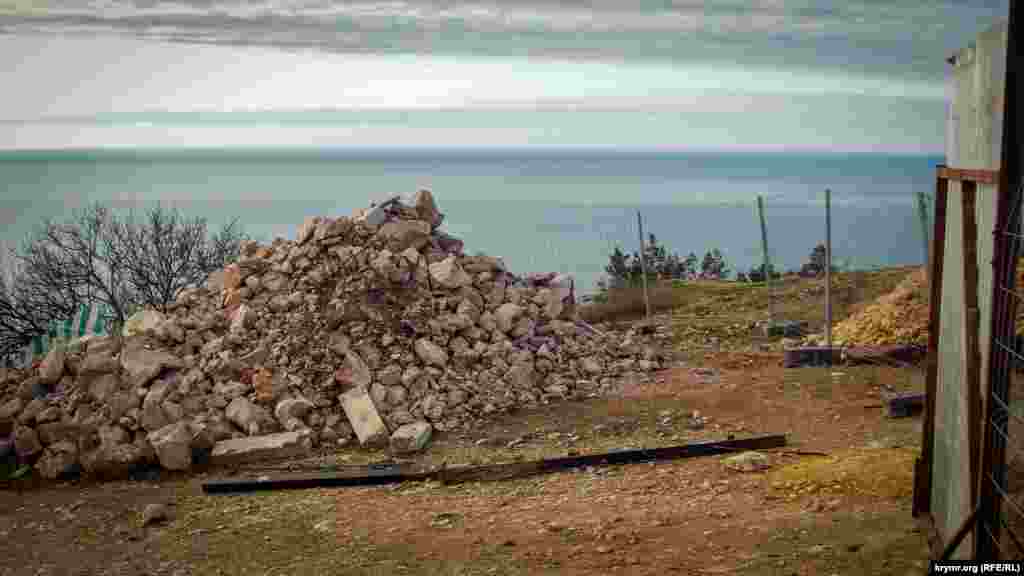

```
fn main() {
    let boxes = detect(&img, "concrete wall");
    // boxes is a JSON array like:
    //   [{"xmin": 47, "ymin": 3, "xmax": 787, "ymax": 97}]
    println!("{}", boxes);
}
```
[{"xmin": 932, "ymin": 20, "xmax": 1007, "ymax": 559}]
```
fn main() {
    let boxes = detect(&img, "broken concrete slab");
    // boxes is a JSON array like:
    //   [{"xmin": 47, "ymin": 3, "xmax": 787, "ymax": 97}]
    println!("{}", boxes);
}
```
[
  {"xmin": 339, "ymin": 387, "xmax": 389, "ymax": 446},
  {"xmin": 120, "ymin": 341, "xmax": 184, "ymax": 388},
  {"xmin": 209, "ymin": 430, "xmax": 313, "ymax": 466},
  {"xmin": 390, "ymin": 421, "xmax": 432, "ymax": 454}
]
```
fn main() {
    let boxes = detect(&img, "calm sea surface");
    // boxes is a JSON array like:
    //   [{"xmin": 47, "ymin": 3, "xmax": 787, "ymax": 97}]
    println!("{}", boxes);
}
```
[{"xmin": 0, "ymin": 148, "xmax": 942, "ymax": 293}]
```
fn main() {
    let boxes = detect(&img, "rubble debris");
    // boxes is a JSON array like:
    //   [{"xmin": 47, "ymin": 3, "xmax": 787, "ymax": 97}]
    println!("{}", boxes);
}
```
[
  {"xmin": 0, "ymin": 191, "xmax": 670, "ymax": 480},
  {"xmin": 804, "ymin": 268, "xmax": 929, "ymax": 347}
]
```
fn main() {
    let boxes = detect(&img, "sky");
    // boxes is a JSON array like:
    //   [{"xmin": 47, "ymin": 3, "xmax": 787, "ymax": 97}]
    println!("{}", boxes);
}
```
[{"xmin": 0, "ymin": 0, "xmax": 1009, "ymax": 152}]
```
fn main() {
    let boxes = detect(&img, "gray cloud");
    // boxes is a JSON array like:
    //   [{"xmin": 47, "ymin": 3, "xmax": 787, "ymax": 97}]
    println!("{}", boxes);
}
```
[{"xmin": 0, "ymin": 1, "xmax": 1008, "ymax": 82}]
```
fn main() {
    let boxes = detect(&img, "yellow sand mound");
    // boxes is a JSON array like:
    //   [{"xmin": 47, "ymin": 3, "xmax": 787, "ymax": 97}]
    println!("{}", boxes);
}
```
[{"xmin": 768, "ymin": 447, "xmax": 918, "ymax": 500}]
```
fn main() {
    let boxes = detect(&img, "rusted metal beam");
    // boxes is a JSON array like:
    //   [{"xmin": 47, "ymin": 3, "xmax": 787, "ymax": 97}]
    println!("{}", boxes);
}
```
[
  {"xmin": 937, "ymin": 167, "xmax": 1000, "ymax": 185},
  {"xmin": 915, "ymin": 167, "xmax": 949, "ymax": 518},
  {"xmin": 201, "ymin": 434, "xmax": 787, "ymax": 495},
  {"xmin": 962, "ymin": 181, "xmax": 983, "ymax": 511},
  {"xmin": 942, "ymin": 505, "xmax": 981, "ymax": 560}
]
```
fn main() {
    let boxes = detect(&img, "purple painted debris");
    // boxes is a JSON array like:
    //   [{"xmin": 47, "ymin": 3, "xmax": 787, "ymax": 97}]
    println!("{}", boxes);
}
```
[
  {"xmin": 525, "ymin": 272, "xmax": 558, "ymax": 287},
  {"xmin": 399, "ymin": 320, "xmax": 418, "ymax": 337}
]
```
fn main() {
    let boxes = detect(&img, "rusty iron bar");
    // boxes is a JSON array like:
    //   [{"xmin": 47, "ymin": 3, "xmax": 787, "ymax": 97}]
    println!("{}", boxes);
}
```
[
  {"xmin": 962, "ymin": 180, "xmax": 983, "ymax": 509},
  {"xmin": 915, "ymin": 166, "xmax": 949, "ymax": 518},
  {"xmin": 942, "ymin": 505, "xmax": 981, "ymax": 560},
  {"xmin": 937, "ymin": 167, "xmax": 1001, "ymax": 185},
  {"xmin": 201, "ymin": 434, "xmax": 787, "ymax": 495}
]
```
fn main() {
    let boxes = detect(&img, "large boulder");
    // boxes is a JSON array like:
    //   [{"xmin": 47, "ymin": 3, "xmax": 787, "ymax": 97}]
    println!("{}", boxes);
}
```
[
  {"xmin": 148, "ymin": 421, "xmax": 193, "ymax": 471},
  {"xmin": 80, "ymin": 443, "xmax": 149, "ymax": 478},
  {"xmin": 494, "ymin": 303, "xmax": 523, "ymax": 333},
  {"xmin": 428, "ymin": 256, "xmax": 471, "ymax": 289},
  {"xmin": 78, "ymin": 352, "xmax": 120, "ymax": 377},
  {"xmin": 377, "ymin": 220, "xmax": 431, "ymax": 252},
  {"xmin": 120, "ymin": 340, "xmax": 183, "ymax": 388},
  {"xmin": 141, "ymin": 380, "xmax": 173, "ymax": 432},
  {"xmin": 226, "ymin": 397, "xmax": 274, "ymax": 436}
]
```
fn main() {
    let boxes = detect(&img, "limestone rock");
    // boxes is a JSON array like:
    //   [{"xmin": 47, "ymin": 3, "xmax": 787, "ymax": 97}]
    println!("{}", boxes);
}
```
[
  {"xmin": 429, "ymin": 256, "xmax": 471, "ymax": 289},
  {"xmin": 414, "ymin": 339, "xmax": 448, "ymax": 367},
  {"xmin": 226, "ymin": 397, "xmax": 273, "ymax": 436},
  {"xmin": 81, "ymin": 442, "xmax": 149, "ymax": 478},
  {"xmin": 230, "ymin": 304, "xmax": 255, "ymax": 333},
  {"xmin": 275, "ymin": 397, "xmax": 315, "ymax": 425},
  {"xmin": 377, "ymin": 220, "xmax": 431, "ymax": 252},
  {"xmin": 209, "ymin": 430, "xmax": 313, "ymax": 466},
  {"xmin": 494, "ymin": 303, "xmax": 523, "ymax": 333},
  {"xmin": 723, "ymin": 451, "xmax": 771, "ymax": 473},
  {"xmin": 148, "ymin": 421, "xmax": 193, "ymax": 471},
  {"xmin": 141, "ymin": 381, "xmax": 173, "ymax": 432},
  {"xmin": 390, "ymin": 421, "xmax": 432, "ymax": 454},
  {"xmin": 339, "ymin": 387, "xmax": 389, "ymax": 446},
  {"xmin": 120, "ymin": 341, "xmax": 183, "ymax": 388}
]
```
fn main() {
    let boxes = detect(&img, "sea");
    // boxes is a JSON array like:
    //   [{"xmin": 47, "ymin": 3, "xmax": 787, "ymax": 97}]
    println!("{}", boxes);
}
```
[{"xmin": 0, "ymin": 148, "xmax": 943, "ymax": 295}]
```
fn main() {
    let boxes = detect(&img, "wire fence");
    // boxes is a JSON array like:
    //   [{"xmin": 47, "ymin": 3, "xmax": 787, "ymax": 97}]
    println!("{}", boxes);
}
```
[{"xmin": 975, "ymin": 1, "xmax": 1020, "ymax": 559}]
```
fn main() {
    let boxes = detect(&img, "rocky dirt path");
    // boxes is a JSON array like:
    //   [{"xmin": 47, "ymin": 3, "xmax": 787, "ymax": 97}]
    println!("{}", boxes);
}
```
[{"xmin": 0, "ymin": 352, "xmax": 929, "ymax": 575}]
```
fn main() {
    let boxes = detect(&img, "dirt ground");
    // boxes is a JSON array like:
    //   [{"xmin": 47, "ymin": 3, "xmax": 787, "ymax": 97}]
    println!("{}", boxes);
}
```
[{"xmin": 0, "ymin": 349, "xmax": 930, "ymax": 576}]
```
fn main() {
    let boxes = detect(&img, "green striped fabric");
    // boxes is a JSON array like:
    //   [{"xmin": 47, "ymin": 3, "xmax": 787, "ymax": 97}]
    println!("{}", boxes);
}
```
[{"xmin": 23, "ymin": 303, "xmax": 112, "ymax": 363}]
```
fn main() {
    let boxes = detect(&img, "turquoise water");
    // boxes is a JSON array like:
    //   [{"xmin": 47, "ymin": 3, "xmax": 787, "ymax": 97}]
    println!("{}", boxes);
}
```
[{"xmin": 0, "ymin": 148, "xmax": 942, "ymax": 293}]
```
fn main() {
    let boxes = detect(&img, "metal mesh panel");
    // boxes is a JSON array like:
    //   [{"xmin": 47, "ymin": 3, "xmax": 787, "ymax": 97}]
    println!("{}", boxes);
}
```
[{"xmin": 977, "ymin": 3, "xmax": 1020, "ymax": 557}]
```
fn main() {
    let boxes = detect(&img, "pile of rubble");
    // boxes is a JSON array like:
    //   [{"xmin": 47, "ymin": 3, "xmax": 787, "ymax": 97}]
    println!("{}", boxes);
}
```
[
  {"xmin": 0, "ymin": 191, "xmax": 669, "ymax": 480},
  {"xmin": 803, "ymin": 268, "xmax": 929, "ymax": 347}
]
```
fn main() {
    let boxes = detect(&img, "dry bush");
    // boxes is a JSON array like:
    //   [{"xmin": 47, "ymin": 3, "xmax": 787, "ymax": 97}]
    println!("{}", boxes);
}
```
[{"xmin": 579, "ymin": 283, "xmax": 685, "ymax": 323}]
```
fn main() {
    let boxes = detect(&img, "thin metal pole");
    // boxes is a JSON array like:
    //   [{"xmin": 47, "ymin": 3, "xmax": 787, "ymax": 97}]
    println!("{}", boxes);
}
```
[
  {"xmin": 826, "ymin": 189, "xmax": 833, "ymax": 352},
  {"xmin": 757, "ymin": 196, "xmax": 773, "ymax": 324},
  {"xmin": 918, "ymin": 190, "xmax": 931, "ymax": 281},
  {"xmin": 637, "ymin": 211, "xmax": 651, "ymax": 320}
]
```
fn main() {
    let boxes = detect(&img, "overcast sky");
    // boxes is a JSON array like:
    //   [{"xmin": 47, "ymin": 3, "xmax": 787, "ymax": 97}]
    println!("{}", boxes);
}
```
[{"xmin": 0, "ymin": 0, "xmax": 1008, "ymax": 152}]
